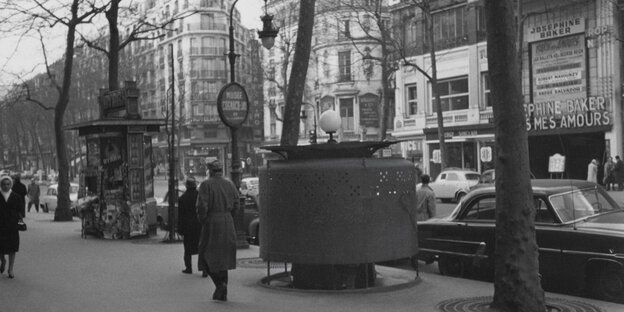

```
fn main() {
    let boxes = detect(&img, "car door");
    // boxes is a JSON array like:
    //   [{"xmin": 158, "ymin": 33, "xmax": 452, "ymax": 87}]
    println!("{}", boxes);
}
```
[
  {"xmin": 431, "ymin": 173, "xmax": 449, "ymax": 198},
  {"xmin": 419, "ymin": 194, "xmax": 497, "ymax": 278},
  {"xmin": 532, "ymin": 195, "xmax": 565, "ymax": 291},
  {"xmin": 444, "ymin": 172, "xmax": 461, "ymax": 198}
]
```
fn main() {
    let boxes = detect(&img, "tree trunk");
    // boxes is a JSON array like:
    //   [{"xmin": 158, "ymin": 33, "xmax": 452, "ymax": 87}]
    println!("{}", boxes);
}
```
[
  {"xmin": 53, "ymin": 4, "xmax": 80, "ymax": 222},
  {"xmin": 424, "ymin": 2, "xmax": 447, "ymax": 170},
  {"xmin": 0, "ymin": 109, "xmax": 4, "ymax": 168},
  {"xmin": 379, "ymin": 40, "xmax": 390, "ymax": 141},
  {"xmin": 485, "ymin": 1, "xmax": 546, "ymax": 311},
  {"xmin": 106, "ymin": 0, "xmax": 120, "ymax": 91},
  {"xmin": 280, "ymin": 0, "xmax": 316, "ymax": 146}
]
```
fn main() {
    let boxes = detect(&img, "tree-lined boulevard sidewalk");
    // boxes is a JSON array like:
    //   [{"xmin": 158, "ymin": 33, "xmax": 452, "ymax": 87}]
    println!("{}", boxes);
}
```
[{"xmin": 0, "ymin": 210, "xmax": 622, "ymax": 312}]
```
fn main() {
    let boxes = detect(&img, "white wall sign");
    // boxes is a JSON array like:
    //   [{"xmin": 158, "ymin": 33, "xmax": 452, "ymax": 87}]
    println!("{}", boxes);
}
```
[
  {"xmin": 480, "ymin": 147, "xmax": 493, "ymax": 162},
  {"xmin": 431, "ymin": 149, "xmax": 441, "ymax": 164}
]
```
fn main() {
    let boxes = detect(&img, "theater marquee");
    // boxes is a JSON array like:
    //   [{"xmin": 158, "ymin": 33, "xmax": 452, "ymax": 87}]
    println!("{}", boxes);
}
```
[
  {"xmin": 529, "ymin": 17, "xmax": 586, "ymax": 104},
  {"xmin": 524, "ymin": 96, "xmax": 611, "ymax": 132}
]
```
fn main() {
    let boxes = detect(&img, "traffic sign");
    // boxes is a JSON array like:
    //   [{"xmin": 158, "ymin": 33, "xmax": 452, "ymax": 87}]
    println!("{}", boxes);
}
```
[{"xmin": 217, "ymin": 82, "xmax": 250, "ymax": 128}]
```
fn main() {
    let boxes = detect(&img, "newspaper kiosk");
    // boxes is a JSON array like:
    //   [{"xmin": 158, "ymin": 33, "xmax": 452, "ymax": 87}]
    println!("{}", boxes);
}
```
[{"xmin": 66, "ymin": 81, "xmax": 164, "ymax": 238}]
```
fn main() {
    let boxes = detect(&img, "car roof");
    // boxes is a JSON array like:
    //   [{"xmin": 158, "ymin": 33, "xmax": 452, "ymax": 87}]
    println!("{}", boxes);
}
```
[
  {"xmin": 468, "ymin": 179, "xmax": 599, "ymax": 196},
  {"xmin": 440, "ymin": 168, "xmax": 480, "ymax": 174},
  {"xmin": 49, "ymin": 183, "xmax": 79, "ymax": 188}
]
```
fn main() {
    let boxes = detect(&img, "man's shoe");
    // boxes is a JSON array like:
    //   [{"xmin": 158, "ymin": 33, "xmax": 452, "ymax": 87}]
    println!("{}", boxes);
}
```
[
  {"xmin": 212, "ymin": 285, "xmax": 227, "ymax": 301},
  {"xmin": 182, "ymin": 269, "xmax": 192, "ymax": 274}
]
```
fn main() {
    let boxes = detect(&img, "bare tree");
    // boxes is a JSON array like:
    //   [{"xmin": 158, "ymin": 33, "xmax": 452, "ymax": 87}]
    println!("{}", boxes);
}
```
[
  {"xmin": 329, "ymin": 0, "xmax": 394, "ymax": 140},
  {"xmin": 392, "ymin": 0, "xmax": 448, "ymax": 169},
  {"xmin": 265, "ymin": 0, "xmax": 299, "ymax": 121},
  {"xmin": 5, "ymin": 0, "xmax": 106, "ymax": 221},
  {"xmin": 486, "ymin": 0, "xmax": 546, "ymax": 311},
  {"xmin": 280, "ymin": 0, "xmax": 316, "ymax": 146},
  {"xmin": 79, "ymin": 0, "xmax": 196, "ymax": 91}
]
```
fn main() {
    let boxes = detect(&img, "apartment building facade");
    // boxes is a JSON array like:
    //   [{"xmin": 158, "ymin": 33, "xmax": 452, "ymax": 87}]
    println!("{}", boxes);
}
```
[
  {"xmin": 262, "ymin": 0, "xmax": 393, "ymax": 149},
  {"xmin": 137, "ymin": 0, "xmax": 264, "ymax": 177},
  {"xmin": 390, "ymin": 0, "xmax": 622, "ymax": 180}
]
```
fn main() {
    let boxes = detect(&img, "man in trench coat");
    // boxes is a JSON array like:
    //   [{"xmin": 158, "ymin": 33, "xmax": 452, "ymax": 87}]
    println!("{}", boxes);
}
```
[{"xmin": 196, "ymin": 160, "xmax": 239, "ymax": 301}]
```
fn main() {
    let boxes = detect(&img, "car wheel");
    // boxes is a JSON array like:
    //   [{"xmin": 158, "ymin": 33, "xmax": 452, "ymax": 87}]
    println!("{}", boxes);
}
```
[
  {"xmin": 438, "ymin": 255, "xmax": 465, "ymax": 277},
  {"xmin": 589, "ymin": 264, "xmax": 624, "ymax": 303}
]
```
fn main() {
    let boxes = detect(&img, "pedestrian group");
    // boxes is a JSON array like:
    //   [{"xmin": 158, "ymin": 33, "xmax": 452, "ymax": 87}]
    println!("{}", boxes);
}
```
[{"xmin": 177, "ymin": 160, "xmax": 238, "ymax": 301}]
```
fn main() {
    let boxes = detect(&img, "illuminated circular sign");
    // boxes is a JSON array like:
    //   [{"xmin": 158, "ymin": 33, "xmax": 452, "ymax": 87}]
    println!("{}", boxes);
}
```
[{"xmin": 217, "ymin": 82, "xmax": 249, "ymax": 128}]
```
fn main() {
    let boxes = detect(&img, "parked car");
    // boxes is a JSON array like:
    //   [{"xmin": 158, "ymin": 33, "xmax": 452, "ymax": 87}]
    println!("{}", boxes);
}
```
[
  {"xmin": 417, "ymin": 179, "xmax": 624, "ymax": 303},
  {"xmin": 428, "ymin": 168, "xmax": 480, "ymax": 202},
  {"xmin": 243, "ymin": 194, "xmax": 260, "ymax": 245},
  {"xmin": 40, "ymin": 183, "xmax": 80, "ymax": 214},
  {"xmin": 240, "ymin": 177, "xmax": 259, "ymax": 197}
]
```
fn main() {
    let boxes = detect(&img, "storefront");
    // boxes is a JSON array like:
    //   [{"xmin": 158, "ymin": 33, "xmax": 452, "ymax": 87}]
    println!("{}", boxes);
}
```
[{"xmin": 424, "ymin": 124, "xmax": 495, "ymax": 179}]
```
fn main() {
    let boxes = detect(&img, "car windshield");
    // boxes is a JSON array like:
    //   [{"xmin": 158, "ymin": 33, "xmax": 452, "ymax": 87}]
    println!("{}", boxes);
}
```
[
  {"xmin": 465, "ymin": 173, "xmax": 480, "ymax": 180},
  {"xmin": 549, "ymin": 188, "xmax": 621, "ymax": 223}
]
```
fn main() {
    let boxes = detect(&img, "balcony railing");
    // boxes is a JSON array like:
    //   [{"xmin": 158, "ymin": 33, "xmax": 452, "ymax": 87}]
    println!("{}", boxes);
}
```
[
  {"xmin": 186, "ymin": 23, "xmax": 227, "ymax": 32},
  {"xmin": 190, "ymin": 47, "xmax": 226, "ymax": 56},
  {"xmin": 190, "ymin": 69, "xmax": 226, "ymax": 79}
]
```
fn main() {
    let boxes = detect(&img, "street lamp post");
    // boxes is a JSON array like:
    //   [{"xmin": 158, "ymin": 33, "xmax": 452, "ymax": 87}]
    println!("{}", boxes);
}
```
[
  {"xmin": 300, "ymin": 103, "xmax": 318, "ymax": 144},
  {"xmin": 223, "ymin": 0, "xmax": 279, "ymax": 248}
]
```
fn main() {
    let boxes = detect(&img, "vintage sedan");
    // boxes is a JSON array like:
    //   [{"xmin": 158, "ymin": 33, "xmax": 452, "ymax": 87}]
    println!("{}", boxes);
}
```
[
  {"xmin": 40, "ymin": 183, "xmax": 80, "ymax": 213},
  {"xmin": 418, "ymin": 179, "xmax": 624, "ymax": 303},
  {"xmin": 428, "ymin": 168, "xmax": 480, "ymax": 202}
]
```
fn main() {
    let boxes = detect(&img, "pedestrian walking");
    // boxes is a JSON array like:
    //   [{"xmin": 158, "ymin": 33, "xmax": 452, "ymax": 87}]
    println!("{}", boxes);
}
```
[
  {"xmin": 616, "ymin": 156, "xmax": 624, "ymax": 191},
  {"xmin": 587, "ymin": 159, "xmax": 598, "ymax": 184},
  {"xmin": 0, "ymin": 176, "xmax": 24, "ymax": 279},
  {"xmin": 177, "ymin": 177, "xmax": 201, "ymax": 275},
  {"xmin": 604, "ymin": 156, "xmax": 615, "ymax": 190},
  {"xmin": 416, "ymin": 174, "xmax": 436, "ymax": 221},
  {"xmin": 11, "ymin": 174, "xmax": 26, "ymax": 218},
  {"xmin": 196, "ymin": 160, "xmax": 239, "ymax": 301},
  {"xmin": 27, "ymin": 179, "xmax": 40, "ymax": 213}
]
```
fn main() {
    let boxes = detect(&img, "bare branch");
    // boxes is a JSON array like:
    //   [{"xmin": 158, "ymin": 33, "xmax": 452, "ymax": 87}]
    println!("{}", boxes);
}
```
[{"xmin": 21, "ymin": 84, "xmax": 54, "ymax": 111}]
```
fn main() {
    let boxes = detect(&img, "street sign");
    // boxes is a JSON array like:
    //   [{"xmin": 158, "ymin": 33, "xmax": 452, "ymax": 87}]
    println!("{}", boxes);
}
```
[
  {"xmin": 217, "ymin": 82, "xmax": 249, "ymax": 128},
  {"xmin": 432, "ymin": 149, "xmax": 441, "ymax": 163},
  {"xmin": 480, "ymin": 146, "xmax": 492, "ymax": 162}
]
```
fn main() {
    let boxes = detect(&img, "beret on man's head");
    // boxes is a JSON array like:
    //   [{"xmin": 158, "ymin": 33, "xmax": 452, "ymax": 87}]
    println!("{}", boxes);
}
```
[
  {"xmin": 208, "ymin": 160, "xmax": 223, "ymax": 171},
  {"xmin": 185, "ymin": 176, "xmax": 197, "ymax": 188}
]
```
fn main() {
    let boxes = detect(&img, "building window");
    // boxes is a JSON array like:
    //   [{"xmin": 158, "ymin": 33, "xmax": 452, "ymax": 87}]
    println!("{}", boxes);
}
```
[
  {"xmin": 431, "ymin": 76, "xmax": 469, "ymax": 112},
  {"xmin": 201, "ymin": 14, "xmax": 214, "ymax": 30},
  {"xmin": 339, "ymin": 98, "xmax": 354, "ymax": 131},
  {"xmin": 482, "ymin": 72, "xmax": 491, "ymax": 107},
  {"xmin": 338, "ymin": 51, "xmax": 351, "ymax": 82},
  {"xmin": 406, "ymin": 84, "xmax": 417, "ymax": 115},
  {"xmin": 192, "ymin": 104, "xmax": 202, "ymax": 116},
  {"xmin": 431, "ymin": 6, "xmax": 469, "ymax": 49},
  {"xmin": 339, "ymin": 20, "xmax": 350, "ymax": 39}
]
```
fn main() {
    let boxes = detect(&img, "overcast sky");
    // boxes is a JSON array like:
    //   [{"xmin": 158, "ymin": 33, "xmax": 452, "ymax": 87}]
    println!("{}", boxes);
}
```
[{"xmin": 0, "ymin": 0, "xmax": 264, "ymax": 88}]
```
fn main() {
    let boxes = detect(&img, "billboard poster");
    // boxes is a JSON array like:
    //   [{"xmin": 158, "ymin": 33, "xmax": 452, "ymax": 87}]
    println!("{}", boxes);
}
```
[
  {"xmin": 359, "ymin": 93, "xmax": 380, "ymax": 128},
  {"xmin": 531, "ymin": 34, "xmax": 586, "ymax": 103}
]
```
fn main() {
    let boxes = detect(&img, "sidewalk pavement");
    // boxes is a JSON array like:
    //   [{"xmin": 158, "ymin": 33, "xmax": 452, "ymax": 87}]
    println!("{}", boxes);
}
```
[{"xmin": 1, "ymin": 210, "xmax": 623, "ymax": 312}]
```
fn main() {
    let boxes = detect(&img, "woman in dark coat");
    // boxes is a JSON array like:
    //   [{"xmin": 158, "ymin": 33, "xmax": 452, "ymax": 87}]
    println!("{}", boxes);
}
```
[
  {"xmin": 177, "ymin": 177, "xmax": 201, "ymax": 274},
  {"xmin": 0, "ymin": 176, "xmax": 24, "ymax": 278},
  {"xmin": 196, "ymin": 160, "xmax": 239, "ymax": 301}
]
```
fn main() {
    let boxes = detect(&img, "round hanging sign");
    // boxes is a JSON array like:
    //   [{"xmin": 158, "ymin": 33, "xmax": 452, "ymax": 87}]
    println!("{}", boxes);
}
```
[{"xmin": 217, "ymin": 82, "xmax": 249, "ymax": 128}]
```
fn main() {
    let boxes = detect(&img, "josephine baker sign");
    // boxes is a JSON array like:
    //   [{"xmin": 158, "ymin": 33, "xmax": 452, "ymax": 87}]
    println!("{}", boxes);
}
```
[{"xmin": 524, "ymin": 96, "xmax": 611, "ymax": 131}]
